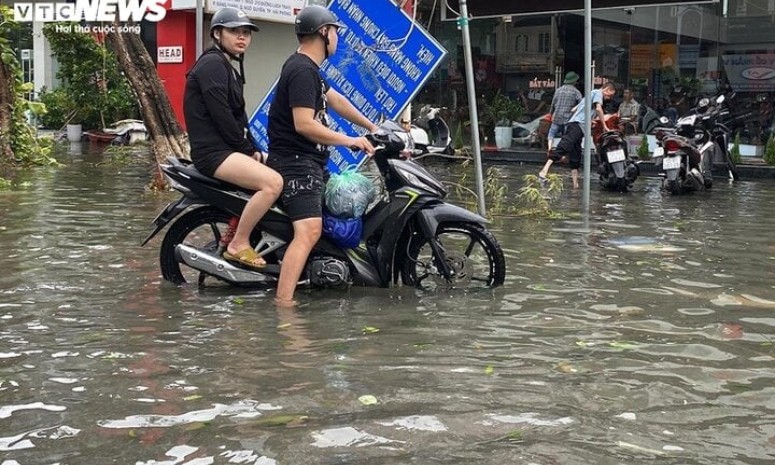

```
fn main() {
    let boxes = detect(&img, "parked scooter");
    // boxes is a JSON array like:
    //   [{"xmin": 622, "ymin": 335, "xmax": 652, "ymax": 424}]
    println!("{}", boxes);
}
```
[
  {"xmin": 592, "ymin": 114, "xmax": 640, "ymax": 192},
  {"xmin": 653, "ymin": 95, "xmax": 738, "ymax": 195},
  {"xmin": 409, "ymin": 105, "xmax": 455, "ymax": 156},
  {"xmin": 639, "ymin": 104, "xmax": 663, "ymax": 135},
  {"xmin": 511, "ymin": 113, "xmax": 550, "ymax": 146},
  {"xmin": 142, "ymin": 120, "xmax": 505, "ymax": 291}
]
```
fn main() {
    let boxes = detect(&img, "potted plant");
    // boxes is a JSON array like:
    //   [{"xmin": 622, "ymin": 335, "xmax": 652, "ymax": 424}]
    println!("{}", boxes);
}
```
[
  {"xmin": 765, "ymin": 134, "xmax": 775, "ymax": 165},
  {"xmin": 490, "ymin": 91, "xmax": 523, "ymax": 149},
  {"xmin": 730, "ymin": 133, "xmax": 742, "ymax": 164},
  {"xmin": 637, "ymin": 133, "xmax": 651, "ymax": 160}
]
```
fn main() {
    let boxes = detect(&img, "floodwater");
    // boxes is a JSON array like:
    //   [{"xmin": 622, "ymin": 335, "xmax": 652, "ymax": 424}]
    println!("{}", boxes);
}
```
[{"xmin": 1, "ymin": 144, "xmax": 774, "ymax": 464}]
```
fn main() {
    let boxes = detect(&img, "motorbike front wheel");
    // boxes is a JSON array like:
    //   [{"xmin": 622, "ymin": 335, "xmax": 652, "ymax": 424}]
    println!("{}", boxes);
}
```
[
  {"xmin": 160, "ymin": 206, "xmax": 263, "ymax": 285},
  {"xmin": 401, "ymin": 223, "xmax": 506, "ymax": 290}
]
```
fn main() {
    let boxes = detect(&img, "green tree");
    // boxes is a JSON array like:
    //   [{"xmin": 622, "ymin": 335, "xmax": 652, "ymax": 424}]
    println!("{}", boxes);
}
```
[
  {"xmin": 0, "ymin": 5, "xmax": 54, "ymax": 167},
  {"xmin": 43, "ymin": 24, "xmax": 138, "ymax": 130}
]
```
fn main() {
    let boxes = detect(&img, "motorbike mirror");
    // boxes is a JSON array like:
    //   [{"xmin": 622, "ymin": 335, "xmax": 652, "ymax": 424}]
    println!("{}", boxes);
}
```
[
  {"xmin": 716, "ymin": 95, "xmax": 725, "ymax": 105},
  {"xmin": 698, "ymin": 97, "xmax": 710, "ymax": 108}
]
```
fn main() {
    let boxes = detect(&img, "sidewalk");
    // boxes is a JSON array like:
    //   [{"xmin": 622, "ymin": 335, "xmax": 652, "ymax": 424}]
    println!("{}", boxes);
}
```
[{"xmin": 469, "ymin": 145, "xmax": 775, "ymax": 180}]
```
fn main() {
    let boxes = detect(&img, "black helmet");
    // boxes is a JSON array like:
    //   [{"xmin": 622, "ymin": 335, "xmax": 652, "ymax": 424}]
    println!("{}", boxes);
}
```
[
  {"xmin": 210, "ymin": 7, "xmax": 259, "ymax": 37},
  {"xmin": 295, "ymin": 5, "xmax": 344, "ymax": 35}
]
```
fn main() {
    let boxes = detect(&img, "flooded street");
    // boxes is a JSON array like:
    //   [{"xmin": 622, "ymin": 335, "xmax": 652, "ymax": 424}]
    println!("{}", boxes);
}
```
[{"xmin": 2, "ymin": 145, "xmax": 775, "ymax": 464}]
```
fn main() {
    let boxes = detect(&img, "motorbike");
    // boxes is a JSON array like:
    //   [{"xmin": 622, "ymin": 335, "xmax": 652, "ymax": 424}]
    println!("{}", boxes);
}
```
[
  {"xmin": 592, "ymin": 114, "xmax": 640, "ymax": 192},
  {"xmin": 639, "ymin": 104, "xmax": 663, "ymax": 135},
  {"xmin": 408, "ymin": 105, "xmax": 455, "ymax": 156},
  {"xmin": 142, "ymin": 120, "xmax": 506, "ymax": 291},
  {"xmin": 653, "ymin": 95, "xmax": 738, "ymax": 195},
  {"xmin": 511, "ymin": 113, "xmax": 550, "ymax": 147}
]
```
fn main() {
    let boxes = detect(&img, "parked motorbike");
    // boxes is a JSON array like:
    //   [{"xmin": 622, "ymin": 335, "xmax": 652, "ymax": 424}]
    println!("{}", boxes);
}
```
[
  {"xmin": 592, "ymin": 114, "xmax": 640, "ymax": 192},
  {"xmin": 142, "ymin": 121, "xmax": 505, "ymax": 291},
  {"xmin": 511, "ymin": 113, "xmax": 549, "ymax": 146},
  {"xmin": 639, "ymin": 104, "xmax": 663, "ymax": 135},
  {"xmin": 409, "ymin": 105, "xmax": 455, "ymax": 156},
  {"xmin": 653, "ymin": 95, "xmax": 738, "ymax": 195}
]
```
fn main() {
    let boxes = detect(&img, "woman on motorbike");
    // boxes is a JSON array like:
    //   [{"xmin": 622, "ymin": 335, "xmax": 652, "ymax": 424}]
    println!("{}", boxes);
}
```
[{"xmin": 184, "ymin": 7, "xmax": 283, "ymax": 270}]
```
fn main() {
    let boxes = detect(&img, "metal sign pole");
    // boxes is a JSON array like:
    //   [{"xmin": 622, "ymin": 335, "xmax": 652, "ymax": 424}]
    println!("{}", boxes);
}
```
[
  {"xmin": 458, "ymin": 0, "xmax": 487, "ymax": 216},
  {"xmin": 582, "ymin": 0, "xmax": 592, "ymax": 211},
  {"xmin": 196, "ymin": 0, "xmax": 204, "ymax": 59}
]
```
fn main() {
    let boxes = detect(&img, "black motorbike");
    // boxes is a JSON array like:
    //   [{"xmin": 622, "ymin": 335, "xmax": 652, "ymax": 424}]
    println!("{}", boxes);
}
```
[
  {"xmin": 654, "ymin": 95, "xmax": 738, "ymax": 195},
  {"xmin": 142, "ymin": 121, "xmax": 506, "ymax": 291},
  {"xmin": 593, "ymin": 114, "xmax": 639, "ymax": 193}
]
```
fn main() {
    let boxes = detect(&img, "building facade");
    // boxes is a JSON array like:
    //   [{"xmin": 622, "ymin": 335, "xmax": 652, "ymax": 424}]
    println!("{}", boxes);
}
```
[
  {"xmin": 414, "ymin": 0, "xmax": 775, "ymax": 151},
  {"xmin": 9, "ymin": 0, "xmax": 775, "ymax": 150}
]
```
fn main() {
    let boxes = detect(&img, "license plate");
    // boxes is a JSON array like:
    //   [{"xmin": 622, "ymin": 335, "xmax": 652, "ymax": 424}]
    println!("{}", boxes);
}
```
[
  {"xmin": 607, "ymin": 149, "xmax": 625, "ymax": 163},
  {"xmin": 663, "ymin": 156, "xmax": 681, "ymax": 170},
  {"xmin": 653, "ymin": 146, "xmax": 664, "ymax": 157}
]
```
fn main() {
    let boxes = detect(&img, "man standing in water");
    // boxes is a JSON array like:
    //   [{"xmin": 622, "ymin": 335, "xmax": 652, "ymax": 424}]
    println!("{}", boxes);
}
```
[{"xmin": 538, "ymin": 81, "xmax": 617, "ymax": 189}]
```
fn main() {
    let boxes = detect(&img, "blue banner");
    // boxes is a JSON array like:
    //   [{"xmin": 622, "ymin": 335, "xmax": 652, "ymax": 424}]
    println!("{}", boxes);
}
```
[{"xmin": 248, "ymin": 0, "xmax": 447, "ymax": 173}]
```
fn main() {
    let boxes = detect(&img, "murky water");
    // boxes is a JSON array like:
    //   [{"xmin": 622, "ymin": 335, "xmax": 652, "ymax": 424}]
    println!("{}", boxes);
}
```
[{"xmin": 1, "ymin": 145, "xmax": 774, "ymax": 464}]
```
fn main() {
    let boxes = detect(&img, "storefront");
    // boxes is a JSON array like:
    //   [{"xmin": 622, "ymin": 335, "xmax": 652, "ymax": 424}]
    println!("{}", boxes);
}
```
[{"xmin": 413, "ymin": 0, "xmax": 775, "ymax": 154}]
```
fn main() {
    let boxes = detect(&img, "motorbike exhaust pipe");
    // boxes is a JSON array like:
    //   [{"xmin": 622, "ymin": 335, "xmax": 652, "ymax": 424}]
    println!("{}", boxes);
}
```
[{"xmin": 174, "ymin": 244, "xmax": 277, "ymax": 285}]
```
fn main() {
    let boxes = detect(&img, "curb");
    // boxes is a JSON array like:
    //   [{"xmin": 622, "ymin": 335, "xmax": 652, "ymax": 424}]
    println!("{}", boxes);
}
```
[{"xmin": 466, "ymin": 148, "xmax": 775, "ymax": 180}]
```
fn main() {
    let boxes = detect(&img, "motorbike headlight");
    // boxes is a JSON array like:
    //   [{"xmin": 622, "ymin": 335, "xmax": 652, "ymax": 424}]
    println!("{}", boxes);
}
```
[{"xmin": 395, "ymin": 165, "xmax": 447, "ymax": 197}]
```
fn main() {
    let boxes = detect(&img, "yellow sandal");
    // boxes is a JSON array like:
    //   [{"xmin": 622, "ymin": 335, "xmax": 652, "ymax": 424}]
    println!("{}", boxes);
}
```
[{"xmin": 223, "ymin": 247, "xmax": 266, "ymax": 270}]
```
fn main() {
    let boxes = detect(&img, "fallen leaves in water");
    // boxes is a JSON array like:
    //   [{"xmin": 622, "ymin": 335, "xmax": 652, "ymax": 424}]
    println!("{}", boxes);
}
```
[
  {"xmin": 720, "ymin": 323, "xmax": 744, "ymax": 339},
  {"xmin": 250, "ymin": 414, "xmax": 310, "ymax": 428},
  {"xmin": 608, "ymin": 341, "xmax": 639, "ymax": 350},
  {"xmin": 555, "ymin": 361, "xmax": 578, "ymax": 373}
]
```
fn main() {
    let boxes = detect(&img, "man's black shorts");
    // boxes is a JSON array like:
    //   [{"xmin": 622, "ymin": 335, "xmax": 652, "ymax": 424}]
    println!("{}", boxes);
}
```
[
  {"xmin": 268, "ymin": 155, "xmax": 328, "ymax": 222},
  {"xmin": 551, "ymin": 122, "xmax": 583, "ymax": 170}
]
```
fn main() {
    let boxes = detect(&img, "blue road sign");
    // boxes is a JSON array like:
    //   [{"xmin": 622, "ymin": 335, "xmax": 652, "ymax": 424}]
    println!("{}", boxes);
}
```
[{"xmin": 248, "ymin": 0, "xmax": 447, "ymax": 173}]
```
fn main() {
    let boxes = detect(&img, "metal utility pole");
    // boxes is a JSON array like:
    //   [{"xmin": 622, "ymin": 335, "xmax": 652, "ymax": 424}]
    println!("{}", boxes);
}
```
[
  {"xmin": 457, "ymin": 0, "xmax": 487, "ymax": 216},
  {"xmin": 196, "ymin": 0, "xmax": 204, "ymax": 59},
  {"xmin": 582, "ymin": 0, "xmax": 593, "ymax": 211}
]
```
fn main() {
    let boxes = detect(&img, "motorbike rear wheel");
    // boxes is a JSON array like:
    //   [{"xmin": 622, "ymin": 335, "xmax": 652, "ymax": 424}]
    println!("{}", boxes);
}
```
[
  {"xmin": 160, "ymin": 206, "xmax": 264, "ymax": 285},
  {"xmin": 616, "ymin": 176, "xmax": 629, "ymax": 193},
  {"xmin": 401, "ymin": 223, "xmax": 506, "ymax": 290}
]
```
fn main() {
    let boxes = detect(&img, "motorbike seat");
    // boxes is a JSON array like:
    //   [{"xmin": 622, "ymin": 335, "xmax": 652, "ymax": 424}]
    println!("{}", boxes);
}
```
[{"xmin": 166, "ymin": 157, "xmax": 256, "ymax": 195}]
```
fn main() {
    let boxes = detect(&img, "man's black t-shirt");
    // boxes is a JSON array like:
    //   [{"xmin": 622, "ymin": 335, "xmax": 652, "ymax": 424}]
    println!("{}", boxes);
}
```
[{"xmin": 268, "ymin": 53, "xmax": 330, "ymax": 166}]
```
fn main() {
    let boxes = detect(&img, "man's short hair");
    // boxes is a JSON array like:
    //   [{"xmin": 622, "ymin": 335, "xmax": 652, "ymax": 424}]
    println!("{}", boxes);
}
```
[{"xmin": 601, "ymin": 81, "xmax": 616, "ymax": 91}]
